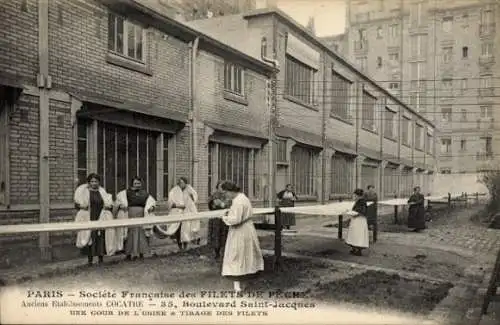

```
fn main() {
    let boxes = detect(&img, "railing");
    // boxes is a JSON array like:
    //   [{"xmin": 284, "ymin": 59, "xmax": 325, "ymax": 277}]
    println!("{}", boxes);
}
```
[{"xmin": 0, "ymin": 193, "xmax": 487, "ymax": 269}]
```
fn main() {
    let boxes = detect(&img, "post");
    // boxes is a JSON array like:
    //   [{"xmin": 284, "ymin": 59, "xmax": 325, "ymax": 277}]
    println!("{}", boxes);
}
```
[
  {"xmin": 393, "ymin": 194, "xmax": 399, "ymax": 224},
  {"xmin": 464, "ymin": 192, "xmax": 468, "ymax": 208},
  {"xmin": 338, "ymin": 215, "xmax": 343, "ymax": 240},
  {"xmin": 274, "ymin": 206, "xmax": 282, "ymax": 271},
  {"xmin": 372, "ymin": 217, "xmax": 378, "ymax": 243},
  {"xmin": 476, "ymin": 192, "xmax": 479, "ymax": 205},
  {"xmin": 38, "ymin": 0, "xmax": 51, "ymax": 261},
  {"xmin": 447, "ymin": 193, "xmax": 451, "ymax": 217}
]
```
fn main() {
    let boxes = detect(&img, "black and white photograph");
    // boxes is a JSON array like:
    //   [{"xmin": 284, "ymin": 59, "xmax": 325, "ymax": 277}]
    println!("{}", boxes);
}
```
[{"xmin": 0, "ymin": 0, "xmax": 500, "ymax": 324}]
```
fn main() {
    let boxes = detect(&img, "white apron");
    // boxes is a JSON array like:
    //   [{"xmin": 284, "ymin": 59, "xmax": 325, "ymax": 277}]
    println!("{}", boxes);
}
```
[{"xmin": 164, "ymin": 185, "xmax": 200, "ymax": 243}]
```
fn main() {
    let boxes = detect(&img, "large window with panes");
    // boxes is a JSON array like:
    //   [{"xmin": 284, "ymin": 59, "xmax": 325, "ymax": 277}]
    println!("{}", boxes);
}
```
[
  {"xmin": 384, "ymin": 107, "xmax": 396, "ymax": 139},
  {"xmin": 330, "ymin": 153, "xmax": 355, "ymax": 196},
  {"xmin": 108, "ymin": 13, "xmax": 144, "ymax": 62},
  {"xmin": 415, "ymin": 124, "xmax": 424, "ymax": 150},
  {"xmin": 285, "ymin": 55, "xmax": 315, "ymax": 105},
  {"xmin": 402, "ymin": 116, "xmax": 411, "ymax": 146},
  {"xmin": 290, "ymin": 145, "xmax": 315, "ymax": 196},
  {"xmin": 331, "ymin": 71, "xmax": 352, "ymax": 120},
  {"xmin": 362, "ymin": 91, "xmax": 376, "ymax": 131},
  {"xmin": 208, "ymin": 143, "xmax": 259, "ymax": 198},
  {"xmin": 224, "ymin": 62, "xmax": 245, "ymax": 96}
]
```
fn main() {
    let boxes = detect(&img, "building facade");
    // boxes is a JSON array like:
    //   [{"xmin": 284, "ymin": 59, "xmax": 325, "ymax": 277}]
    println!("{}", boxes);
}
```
[
  {"xmin": 187, "ymin": 8, "xmax": 437, "ymax": 205},
  {"xmin": 344, "ymin": 0, "xmax": 500, "ymax": 174},
  {"xmin": 0, "ymin": 0, "xmax": 273, "ymax": 246}
]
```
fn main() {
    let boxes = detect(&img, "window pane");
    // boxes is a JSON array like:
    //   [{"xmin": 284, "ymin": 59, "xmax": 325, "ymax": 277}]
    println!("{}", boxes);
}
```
[
  {"xmin": 104, "ymin": 127, "xmax": 116, "ymax": 195},
  {"xmin": 128, "ymin": 128, "xmax": 138, "ymax": 180},
  {"xmin": 97, "ymin": 122, "xmax": 104, "ymax": 179},
  {"xmin": 107, "ymin": 13, "xmax": 115, "ymax": 51},
  {"xmin": 116, "ymin": 16, "xmax": 124, "ymax": 54},
  {"xmin": 135, "ymin": 25, "xmax": 143, "ymax": 61},
  {"xmin": 138, "ymin": 131, "xmax": 148, "ymax": 187},
  {"xmin": 78, "ymin": 170, "xmax": 87, "ymax": 187},
  {"xmin": 148, "ymin": 133, "xmax": 157, "ymax": 198},
  {"xmin": 116, "ymin": 126, "xmax": 127, "ymax": 191},
  {"xmin": 77, "ymin": 140, "xmax": 87, "ymax": 169}
]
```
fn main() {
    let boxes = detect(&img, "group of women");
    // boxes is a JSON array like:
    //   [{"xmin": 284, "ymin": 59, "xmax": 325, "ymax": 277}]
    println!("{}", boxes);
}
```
[{"xmin": 74, "ymin": 174, "xmax": 264, "ymax": 292}]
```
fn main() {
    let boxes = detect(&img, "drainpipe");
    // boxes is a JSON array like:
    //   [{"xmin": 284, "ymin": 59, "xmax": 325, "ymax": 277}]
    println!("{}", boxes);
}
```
[
  {"xmin": 38, "ymin": 0, "xmax": 51, "ymax": 261},
  {"xmin": 261, "ymin": 33, "xmax": 279, "ymax": 208},
  {"xmin": 190, "ymin": 37, "xmax": 199, "ymax": 189},
  {"xmin": 321, "ymin": 57, "xmax": 328, "ymax": 204}
]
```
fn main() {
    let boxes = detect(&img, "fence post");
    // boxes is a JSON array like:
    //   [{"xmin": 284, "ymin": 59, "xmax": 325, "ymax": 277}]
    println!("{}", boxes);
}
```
[
  {"xmin": 274, "ymin": 206, "xmax": 282, "ymax": 271},
  {"xmin": 476, "ymin": 192, "xmax": 479, "ymax": 205},
  {"xmin": 447, "ymin": 193, "xmax": 451, "ymax": 216},
  {"xmin": 338, "ymin": 215, "xmax": 343, "ymax": 240},
  {"xmin": 393, "ymin": 194, "xmax": 399, "ymax": 224},
  {"xmin": 465, "ymin": 193, "xmax": 468, "ymax": 208}
]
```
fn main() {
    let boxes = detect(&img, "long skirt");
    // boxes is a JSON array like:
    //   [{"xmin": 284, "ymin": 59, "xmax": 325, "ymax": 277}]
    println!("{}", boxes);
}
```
[
  {"xmin": 279, "ymin": 199, "xmax": 296, "ymax": 227},
  {"xmin": 125, "ymin": 207, "xmax": 149, "ymax": 257},
  {"xmin": 208, "ymin": 218, "xmax": 229, "ymax": 251},
  {"xmin": 408, "ymin": 206, "xmax": 426, "ymax": 230},
  {"xmin": 81, "ymin": 230, "xmax": 106, "ymax": 257},
  {"xmin": 346, "ymin": 216, "xmax": 369, "ymax": 249}
]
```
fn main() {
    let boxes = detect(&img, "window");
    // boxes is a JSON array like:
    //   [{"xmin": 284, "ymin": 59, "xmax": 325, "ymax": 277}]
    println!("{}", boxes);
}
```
[
  {"xmin": 480, "ymin": 10, "xmax": 493, "ymax": 33},
  {"xmin": 331, "ymin": 72, "xmax": 352, "ymax": 120},
  {"xmin": 108, "ymin": 13, "xmax": 144, "ymax": 62},
  {"xmin": 377, "ymin": 56, "xmax": 382, "ymax": 68},
  {"xmin": 331, "ymin": 153, "xmax": 354, "ymax": 195},
  {"xmin": 410, "ymin": 92, "xmax": 418, "ymax": 108},
  {"xmin": 384, "ymin": 107, "xmax": 396, "ymax": 139},
  {"xmin": 77, "ymin": 120, "xmax": 88, "ymax": 186},
  {"xmin": 442, "ymin": 16, "xmax": 453, "ymax": 32},
  {"xmin": 415, "ymin": 124, "xmax": 423, "ymax": 150},
  {"xmin": 362, "ymin": 91, "xmax": 376, "ymax": 131},
  {"xmin": 389, "ymin": 24, "xmax": 399, "ymax": 39},
  {"xmin": 480, "ymin": 76, "xmax": 492, "ymax": 89},
  {"xmin": 162, "ymin": 134, "xmax": 169, "ymax": 199},
  {"xmin": 410, "ymin": 35, "xmax": 427, "ymax": 57},
  {"xmin": 483, "ymin": 137, "xmax": 493, "ymax": 154},
  {"xmin": 389, "ymin": 53, "xmax": 399, "ymax": 63},
  {"xmin": 442, "ymin": 78, "xmax": 453, "ymax": 89},
  {"xmin": 354, "ymin": 29, "xmax": 367, "ymax": 50},
  {"xmin": 480, "ymin": 106, "xmax": 492, "ymax": 118},
  {"xmin": 441, "ymin": 106, "xmax": 452, "ymax": 121},
  {"xmin": 389, "ymin": 82, "xmax": 399, "ymax": 90},
  {"xmin": 383, "ymin": 164, "xmax": 399, "ymax": 197},
  {"xmin": 427, "ymin": 133, "xmax": 433, "ymax": 154},
  {"xmin": 462, "ymin": 46, "xmax": 468, "ymax": 58},
  {"xmin": 224, "ymin": 62, "xmax": 245, "ymax": 95},
  {"xmin": 402, "ymin": 117, "xmax": 411, "ymax": 146},
  {"xmin": 410, "ymin": 2, "xmax": 423, "ymax": 27},
  {"xmin": 442, "ymin": 47, "xmax": 453, "ymax": 63},
  {"xmin": 290, "ymin": 146, "xmax": 315, "ymax": 196},
  {"xmin": 361, "ymin": 164, "xmax": 378, "ymax": 193},
  {"xmin": 377, "ymin": 26, "xmax": 383, "ymax": 39},
  {"xmin": 216, "ymin": 143, "xmax": 251, "ymax": 195},
  {"xmin": 356, "ymin": 56, "xmax": 367, "ymax": 71},
  {"xmin": 460, "ymin": 78, "xmax": 467, "ymax": 94},
  {"xmin": 285, "ymin": 55, "xmax": 315, "ymax": 104},
  {"xmin": 0, "ymin": 101, "xmax": 7, "ymax": 205},
  {"xmin": 481, "ymin": 43, "xmax": 493, "ymax": 57},
  {"xmin": 460, "ymin": 139, "xmax": 467, "ymax": 151},
  {"xmin": 276, "ymin": 139, "xmax": 287, "ymax": 163},
  {"xmin": 96, "ymin": 122, "xmax": 159, "ymax": 198},
  {"xmin": 441, "ymin": 138, "xmax": 451, "ymax": 153},
  {"xmin": 461, "ymin": 109, "xmax": 467, "ymax": 121}
]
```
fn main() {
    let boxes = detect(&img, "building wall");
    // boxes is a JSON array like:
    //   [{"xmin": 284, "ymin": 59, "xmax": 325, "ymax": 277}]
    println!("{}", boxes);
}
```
[
  {"xmin": 346, "ymin": 0, "xmax": 500, "ymax": 174},
  {"xmin": 194, "ymin": 50, "xmax": 271, "ymax": 205}
]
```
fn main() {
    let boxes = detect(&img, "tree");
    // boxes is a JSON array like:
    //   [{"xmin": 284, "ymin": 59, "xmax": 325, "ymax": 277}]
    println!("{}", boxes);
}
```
[{"xmin": 479, "ymin": 168, "xmax": 500, "ymax": 213}]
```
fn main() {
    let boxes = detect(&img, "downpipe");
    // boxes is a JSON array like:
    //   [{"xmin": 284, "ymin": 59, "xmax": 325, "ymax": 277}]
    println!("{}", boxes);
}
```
[{"xmin": 190, "ymin": 37, "xmax": 199, "ymax": 188}]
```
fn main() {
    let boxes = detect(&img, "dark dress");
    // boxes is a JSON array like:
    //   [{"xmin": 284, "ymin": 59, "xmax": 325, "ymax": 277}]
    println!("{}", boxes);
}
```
[
  {"xmin": 81, "ymin": 190, "xmax": 106, "ymax": 257},
  {"xmin": 125, "ymin": 189, "xmax": 150, "ymax": 257},
  {"xmin": 277, "ymin": 190, "xmax": 297, "ymax": 227},
  {"xmin": 207, "ymin": 191, "xmax": 230, "ymax": 253},
  {"xmin": 364, "ymin": 191, "xmax": 378, "ymax": 227},
  {"xmin": 352, "ymin": 197, "xmax": 368, "ymax": 217},
  {"xmin": 408, "ymin": 193, "xmax": 426, "ymax": 230}
]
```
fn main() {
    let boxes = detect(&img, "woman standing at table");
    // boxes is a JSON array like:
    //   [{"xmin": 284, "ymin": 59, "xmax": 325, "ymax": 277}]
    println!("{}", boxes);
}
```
[
  {"xmin": 345, "ymin": 189, "xmax": 369, "ymax": 256},
  {"xmin": 408, "ymin": 186, "xmax": 426, "ymax": 232},
  {"xmin": 277, "ymin": 184, "xmax": 297, "ymax": 232},
  {"xmin": 74, "ymin": 173, "xmax": 114, "ymax": 266},
  {"xmin": 220, "ymin": 181, "xmax": 264, "ymax": 292},
  {"xmin": 207, "ymin": 180, "xmax": 231, "ymax": 261}
]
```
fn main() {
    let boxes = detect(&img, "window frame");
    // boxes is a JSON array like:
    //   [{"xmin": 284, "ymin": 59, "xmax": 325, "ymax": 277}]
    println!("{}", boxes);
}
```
[
  {"xmin": 384, "ymin": 107, "xmax": 396, "ymax": 140},
  {"xmin": 224, "ymin": 62, "xmax": 246, "ymax": 97},
  {"xmin": 284, "ymin": 54, "xmax": 316, "ymax": 105},
  {"xmin": 361, "ymin": 90, "xmax": 377, "ymax": 132},
  {"xmin": 330, "ymin": 71, "xmax": 353, "ymax": 121},
  {"xmin": 107, "ymin": 12, "xmax": 145, "ymax": 63}
]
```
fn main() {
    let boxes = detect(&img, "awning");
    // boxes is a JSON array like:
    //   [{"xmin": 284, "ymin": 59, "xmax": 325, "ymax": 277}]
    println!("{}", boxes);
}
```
[
  {"xmin": 275, "ymin": 125, "xmax": 323, "ymax": 149},
  {"xmin": 328, "ymin": 138, "xmax": 357, "ymax": 156},
  {"xmin": 205, "ymin": 121, "xmax": 268, "ymax": 149},
  {"xmin": 73, "ymin": 92, "xmax": 187, "ymax": 134}
]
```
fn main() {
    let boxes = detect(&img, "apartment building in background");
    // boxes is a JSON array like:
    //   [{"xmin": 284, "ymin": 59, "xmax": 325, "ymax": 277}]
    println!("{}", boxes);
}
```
[
  {"xmin": 342, "ymin": 0, "xmax": 500, "ymax": 174},
  {"xmin": 187, "ymin": 7, "xmax": 437, "ymax": 205}
]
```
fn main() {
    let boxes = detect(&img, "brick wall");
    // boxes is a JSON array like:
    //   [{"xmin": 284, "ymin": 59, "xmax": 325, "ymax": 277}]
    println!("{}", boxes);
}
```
[
  {"xmin": 9, "ymin": 94, "xmax": 39, "ymax": 205},
  {"xmin": 49, "ymin": 99, "xmax": 74, "ymax": 204},
  {"xmin": 0, "ymin": 0, "xmax": 38, "ymax": 80}
]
